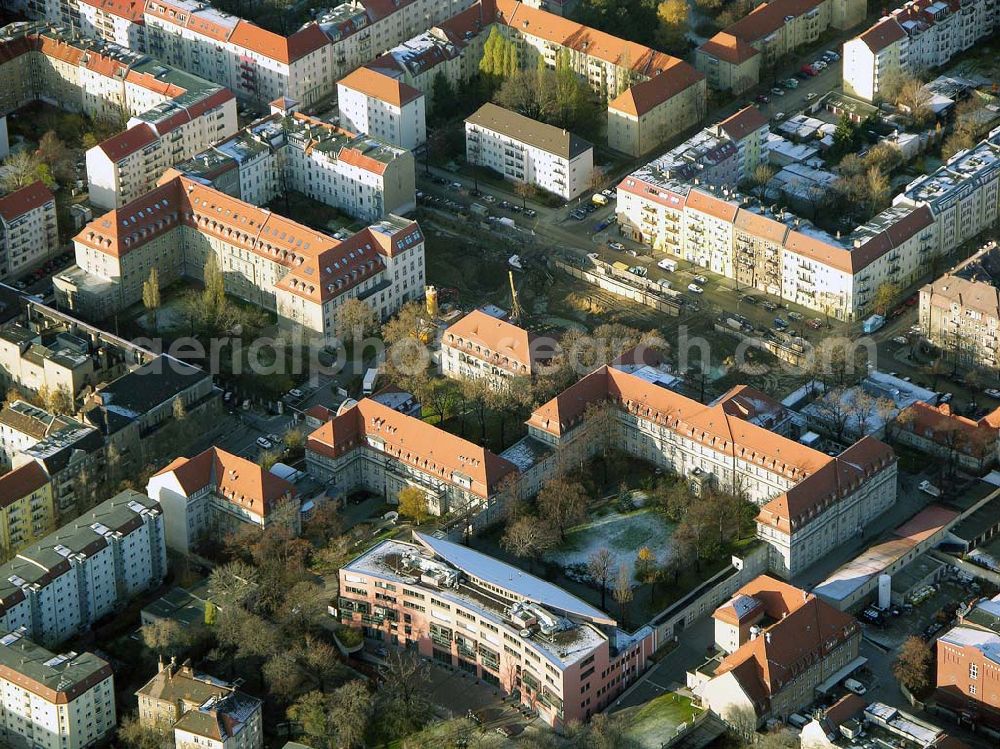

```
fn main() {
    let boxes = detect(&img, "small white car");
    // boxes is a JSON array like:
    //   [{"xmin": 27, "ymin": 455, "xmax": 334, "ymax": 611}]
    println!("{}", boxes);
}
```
[
  {"xmin": 693, "ymin": 275, "xmax": 708, "ymax": 284},
  {"xmin": 288, "ymin": 388, "xmax": 304, "ymax": 398},
  {"xmin": 256, "ymin": 437, "xmax": 273, "ymax": 449},
  {"xmin": 844, "ymin": 679, "xmax": 867, "ymax": 696},
  {"xmin": 892, "ymin": 335, "xmax": 908, "ymax": 345},
  {"xmin": 687, "ymin": 283, "xmax": 704, "ymax": 294},
  {"xmin": 985, "ymin": 388, "xmax": 1000, "ymax": 399},
  {"xmin": 805, "ymin": 92, "xmax": 818, "ymax": 102},
  {"xmin": 657, "ymin": 259, "xmax": 676, "ymax": 271}
]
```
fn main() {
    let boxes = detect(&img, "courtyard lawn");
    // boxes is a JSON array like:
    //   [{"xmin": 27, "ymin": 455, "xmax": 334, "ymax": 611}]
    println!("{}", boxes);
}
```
[
  {"xmin": 620, "ymin": 692, "xmax": 702, "ymax": 749},
  {"xmin": 549, "ymin": 507, "xmax": 676, "ymax": 582}
]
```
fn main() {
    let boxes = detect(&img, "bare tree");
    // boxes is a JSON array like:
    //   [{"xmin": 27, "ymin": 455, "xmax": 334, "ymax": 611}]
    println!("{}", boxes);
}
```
[
  {"xmin": 536, "ymin": 476, "xmax": 588, "ymax": 541},
  {"xmin": 587, "ymin": 547, "xmax": 614, "ymax": 610},
  {"xmin": 501, "ymin": 515, "xmax": 556, "ymax": 570},
  {"xmin": 612, "ymin": 564, "xmax": 634, "ymax": 630}
]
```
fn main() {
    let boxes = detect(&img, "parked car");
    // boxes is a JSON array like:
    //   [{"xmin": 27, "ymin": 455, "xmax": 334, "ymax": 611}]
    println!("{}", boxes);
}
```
[
  {"xmin": 755, "ymin": 93, "xmax": 770, "ymax": 104},
  {"xmin": 761, "ymin": 300, "xmax": 778, "ymax": 312},
  {"xmin": 805, "ymin": 92, "xmax": 818, "ymax": 101},
  {"xmin": 571, "ymin": 209, "xmax": 587, "ymax": 220},
  {"xmin": 812, "ymin": 60, "xmax": 827, "ymax": 70},
  {"xmin": 584, "ymin": 203, "xmax": 598, "ymax": 213},
  {"xmin": 523, "ymin": 208, "xmax": 537, "ymax": 218},
  {"xmin": 483, "ymin": 194, "xmax": 496, "ymax": 203},
  {"xmin": 807, "ymin": 318, "xmax": 823, "ymax": 329},
  {"xmin": 693, "ymin": 275, "xmax": 708, "ymax": 284},
  {"xmin": 770, "ymin": 87, "xmax": 785, "ymax": 96},
  {"xmin": 594, "ymin": 219, "xmax": 612, "ymax": 232},
  {"xmin": 795, "ymin": 71, "xmax": 810, "ymax": 80},
  {"xmin": 741, "ymin": 294, "xmax": 758, "ymax": 305},
  {"xmin": 608, "ymin": 241, "xmax": 626, "ymax": 251},
  {"xmin": 630, "ymin": 266, "xmax": 647, "ymax": 277},
  {"xmin": 844, "ymin": 679, "xmax": 867, "ymax": 696},
  {"xmin": 892, "ymin": 335, "xmax": 908, "ymax": 345},
  {"xmin": 601, "ymin": 189, "xmax": 615, "ymax": 199},
  {"xmin": 288, "ymin": 388, "xmax": 304, "ymax": 398},
  {"xmin": 788, "ymin": 311, "xmax": 803, "ymax": 321},
  {"xmin": 800, "ymin": 64, "xmax": 817, "ymax": 76},
  {"xmin": 919, "ymin": 480, "xmax": 942, "ymax": 497},
  {"xmin": 985, "ymin": 388, "xmax": 1000, "ymax": 399},
  {"xmin": 687, "ymin": 283, "xmax": 704, "ymax": 294},
  {"xmin": 783, "ymin": 78, "xmax": 798, "ymax": 89},
  {"xmin": 824, "ymin": 50, "xmax": 840, "ymax": 61},
  {"xmin": 256, "ymin": 437, "xmax": 273, "ymax": 449},
  {"xmin": 773, "ymin": 317, "xmax": 788, "ymax": 329}
]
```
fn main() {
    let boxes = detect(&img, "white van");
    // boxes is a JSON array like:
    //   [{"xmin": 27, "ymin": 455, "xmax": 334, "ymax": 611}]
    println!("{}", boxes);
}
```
[{"xmin": 657, "ymin": 258, "xmax": 677, "ymax": 272}]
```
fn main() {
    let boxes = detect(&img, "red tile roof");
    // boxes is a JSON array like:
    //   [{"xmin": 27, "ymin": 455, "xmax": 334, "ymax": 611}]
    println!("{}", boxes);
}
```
[
  {"xmin": 0, "ymin": 181, "xmax": 54, "ymax": 222},
  {"xmin": 608, "ymin": 63, "xmax": 705, "ymax": 116},
  {"xmin": 152, "ymin": 446, "xmax": 295, "ymax": 519},
  {"xmin": 443, "ymin": 309, "xmax": 540, "ymax": 373},
  {"xmin": 228, "ymin": 21, "xmax": 330, "ymax": 65},
  {"xmin": 339, "ymin": 67, "xmax": 423, "ymax": 107},
  {"xmin": 717, "ymin": 106, "xmax": 769, "ymax": 141},
  {"xmin": 96, "ymin": 122, "xmax": 158, "ymax": 159},
  {"xmin": 0, "ymin": 462, "xmax": 50, "ymax": 509},
  {"xmin": 725, "ymin": 0, "xmax": 826, "ymax": 44},
  {"xmin": 857, "ymin": 17, "xmax": 907, "ymax": 52},
  {"xmin": 713, "ymin": 576, "xmax": 859, "ymax": 711},
  {"xmin": 307, "ymin": 398, "xmax": 518, "ymax": 499},
  {"xmin": 698, "ymin": 32, "xmax": 760, "ymax": 65},
  {"xmin": 80, "ymin": 0, "xmax": 146, "ymax": 24}
]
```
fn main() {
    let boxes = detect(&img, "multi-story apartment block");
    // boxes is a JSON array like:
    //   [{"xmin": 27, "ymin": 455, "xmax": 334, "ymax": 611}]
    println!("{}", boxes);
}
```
[
  {"xmin": 0, "ymin": 489, "xmax": 166, "ymax": 647},
  {"xmin": 465, "ymin": 103, "xmax": 593, "ymax": 200},
  {"xmin": 689, "ymin": 576, "xmax": 861, "ymax": 726},
  {"xmin": 616, "ymin": 113, "xmax": 1000, "ymax": 322},
  {"xmin": 0, "ymin": 462, "xmax": 56, "ymax": 559},
  {"xmin": 143, "ymin": 0, "xmax": 332, "ymax": 105},
  {"xmin": 77, "ymin": 0, "xmax": 147, "ymax": 50},
  {"xmin": 0, "ymin": 628, "xmax": 116, "ymax": 749},
  {"xmin": 339, "ymin": 532, "xmax": 655, "ymax": 729},
  {"xmin": 522, "ymin": 369, "xmax": 897, "ymax": 577},
  {"xmin": 169, "ymin": 111, "xmax": 416, "ymax": 222},
  {"xmin": 0, "ymin": 461, "xmax": 56, "ymax": 558},
  {"xmin": 13, "ymin": 423, "xmax": 104, "ymax": 522},
  {"xmin": 316, "ymin": 0, "xmax": 478, "ymax": 82},
  {"xmin": 0, "ymin": 181, "xmax": 58, "ymax": 281},
  {"xmin": 937, "ymin": 593, "xmax": 1000, "ymax": 730},
  {"xmin": 441, "ymin": 309, "xmax": 546, "ymax": 385},
  {"xmin": 898, "ymin": 131, "xmax": 1000, "ymax": 266},
  {"xmin": 843, "ymin": 0, "xmax": 998, "ymax": 102},
  {"xmin": 893, "ymin": 401, "xmax": 1000, "ymax": 473},
  {"xmin": 87, "ymin": 83, "xmax": 238, "ymax": 210},
  {"xmin": 0, "ymin": 23, "xmax": 237, "ymax": 214},
  {"xmin": 306, "ymin": 397, "xmax": 518, "ymax": 518},
  {"xmin": 56, "ymin": 175, "xmax": 425, "ymax": 337},
  {"xmin": 137, "ymin": 659, "xmax": 263, "ymax": 749},
  {"xmin": 337, "ymin": 67, "xmax": 426, "ymax": 150},
  {"xmin": 697, "ymin": 0, "xmax": 867, "ymax": 93},
  {"xmin": 147, "ymin": 446, "xmax": 300, "ymax": 553},
  {"xmin": 920, "ymin": 245, "xmax": 1000, "ymax": 369},
  {"xmin": 492, "ymin": 0, "xmax": 706, "ymax": 157}
]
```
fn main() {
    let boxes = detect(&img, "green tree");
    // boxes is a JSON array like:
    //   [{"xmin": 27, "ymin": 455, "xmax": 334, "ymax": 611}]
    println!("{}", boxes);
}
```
[
  {"xmin": 203, "ymin": 253, "xmax": 226, "ymax": 319},
  {"xmin": 430, "ymin": 71, "xmax": 456, "ymax": 123},
  {"xmin": 398, "ymin": 485, "xmax": 430, "ymax": 523},
  {"xmin": 873, "ymin": 281, "xmax": 898, "ymax": 316},
  {"xmin": 288, "ymin": 691, "xmax": 332, "ymax": 749},
  {"xmin": 656, "ymin": 0, "xmax": 689, "ymax": 51}
]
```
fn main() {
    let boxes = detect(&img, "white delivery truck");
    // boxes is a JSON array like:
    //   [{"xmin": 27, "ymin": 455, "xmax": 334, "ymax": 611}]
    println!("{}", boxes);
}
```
[{"xmin": 363, "ymin": 368, "xmax": 379, "ymax": 395}]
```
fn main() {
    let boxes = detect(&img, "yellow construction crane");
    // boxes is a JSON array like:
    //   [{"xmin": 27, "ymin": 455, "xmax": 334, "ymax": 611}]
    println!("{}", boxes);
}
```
[{"xmin": 509, "ymin": 270, "xmax": 524, "ymax": 323}]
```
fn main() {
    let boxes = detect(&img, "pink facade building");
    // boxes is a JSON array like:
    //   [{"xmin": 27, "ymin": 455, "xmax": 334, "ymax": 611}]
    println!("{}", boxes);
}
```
[{"xmin": 338, "ymin": 532, "xmax": 655, "ymax": 729}]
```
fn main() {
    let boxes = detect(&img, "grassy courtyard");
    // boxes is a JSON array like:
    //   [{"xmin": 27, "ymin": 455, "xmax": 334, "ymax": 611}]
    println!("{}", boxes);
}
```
[{"xmin": 619, "ymin": 692, "xmax": 702, "ymax": 749}]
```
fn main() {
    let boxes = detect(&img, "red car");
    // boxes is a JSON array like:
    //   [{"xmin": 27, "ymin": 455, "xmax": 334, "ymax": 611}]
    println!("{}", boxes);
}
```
[
  {"xmin": 905, "ymin": 295, "xmax": 918, "ymax": 306},
  {"xmin": 800, "ymin": 64, "xmax": 817, "ymax": 76}
]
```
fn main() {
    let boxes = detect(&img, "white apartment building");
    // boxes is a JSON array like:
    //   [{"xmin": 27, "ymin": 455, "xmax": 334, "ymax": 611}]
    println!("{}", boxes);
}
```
[
  {"xmin": 0, "ymin": 490, "xmax": 166, "ymax": 648},
  {"xmin": 147, "ymin": 446, "xmax": 299, "ymax": 553},
  {"xmin": 306, "ymin": 397, "xmax": 519, "ymax": 518},
  {"xmin": 87, "ymin": 84, "xmax": 238, "ymax": 210},
  {"xmin": 440, "ymin": 309, "xmax": 545, "ymax": 385},
  {"xmin": 137, "ymin": 660, "xmax": 263, "ymax": 749},
  {"xmin": 0, "ymin": 629, "xmax": 116, "ymax": 749},
  {"xmin": 522, "ymin": 371, "xmax": 897, "ymax": 577},
  {"xmin": 465, "ymin": 103, "xmax": 593, "ymax": 201},
  {"xmin": 77, "ymin": 0, "xmax": 146, "ymax": 49},
  {"xmin": 172, "ymin": 111, "xmax": 416, "ymax": 223},
  {"xmin": 337, "ymin": 67, "xmax": 426, "ymax": 150},
  {"xmin": 843, "ymin": 0, "xmax": 998, "ymax": 102},
  {"xmin": 0, "ymin": 181, "xmax": 58, "ymax": 280},
  {"xmin": 143, "ymin": 0, "xmax": 332, "ymax": 105},
  {"xmin": 57, "ymin": 176, "xmax": 425, "ymax": 338}
]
